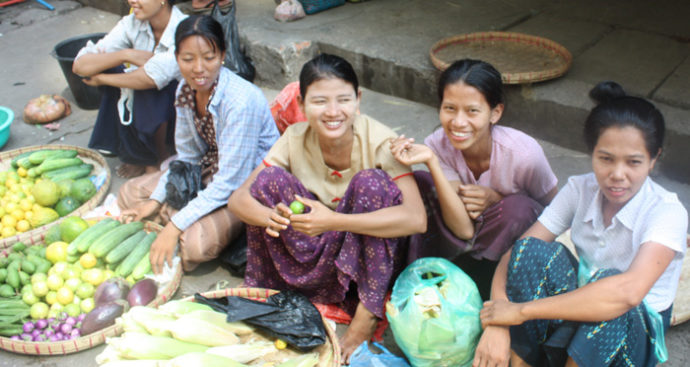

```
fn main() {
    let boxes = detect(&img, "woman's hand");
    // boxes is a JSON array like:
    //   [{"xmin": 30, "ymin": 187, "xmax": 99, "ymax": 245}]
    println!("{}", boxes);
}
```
[
  {"xmin": 265, "ymin": 202, "xmax": 292, "ymax": 238},
  {"xmin": 472, "ymin": 325, "xmax": 511, "ymax": 367},
  {"xmin": 120, "ymin": 200, "xmax": 161, "ymax": 224},
  {"xmin": 480, "ymin": 299, "xmax": 526, "ymax": 328},
  {"xmin": 458, "ymin": 184, "xmax": 502, "ymax": 219},
  {"xmin": 390, "ymin": 135, "xmax": 435, "ymax": 166},
  {"xmin": 149, "ymin": 222, "xmax": 182, "ymax": 274},
  {"xmin": 288, "ymin": 195, "xmax": 336, "ymax": 237},
  {"xmin": 81, "ymin": 74, "xmax": 104, "ymax": 87}
]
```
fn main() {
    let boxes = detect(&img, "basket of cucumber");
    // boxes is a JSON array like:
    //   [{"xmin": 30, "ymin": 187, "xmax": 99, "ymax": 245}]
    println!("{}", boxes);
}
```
[
  {"xmin": 0, "ymin": 217, "xmax": 183, "ymax": 355},
  {"xmin": 0, "ymin": 144, "xmax": 111, "ymax": 250}
]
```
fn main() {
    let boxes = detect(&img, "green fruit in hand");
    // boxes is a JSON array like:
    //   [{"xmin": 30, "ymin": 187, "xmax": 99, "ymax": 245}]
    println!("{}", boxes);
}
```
[{"xmin": 289, "ymin": 200, "xmax": 305, "ymax": 214}]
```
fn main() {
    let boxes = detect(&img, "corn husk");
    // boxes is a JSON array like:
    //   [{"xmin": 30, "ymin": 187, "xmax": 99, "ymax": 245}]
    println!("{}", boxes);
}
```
[
  {"xmin": 158, "ymin": 300, "xmax": 213, "ymax": 317},
  {"xmin": 276, "ymin": 353, "xmax": 320, "ymax": 367},
  {"xmin": 168, "ymin": 317, "xmax": 239, "ymax": 347},
  {"xmin": 108, "ymin": 332, "xmax": 208, "ymax": 360},
  {"xmin": 181, "ymin": 309, "xmax": 255, "ymax": 335},
  {"xmin": 115, "ymin": 313, "xmax": 148, "ymax": 334},
  {"xmin": 96, "ymin": 344, "xmax": 124, "ymax": 365},
  {"xmin": 206, "ymin": 341, "xmax": 277, "ymax": 363},
  {"xmin": 162, "ymin": 352, "xmax": 248, "ymax": 367},
  {"xmin": 128, "ymin": 306, "xmax": 176, "ymax": 337}
]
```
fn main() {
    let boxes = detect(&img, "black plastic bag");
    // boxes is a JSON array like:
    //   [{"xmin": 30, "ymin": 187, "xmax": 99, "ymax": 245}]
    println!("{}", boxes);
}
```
[
  {"xmin": 211, "ymin": 0, "xmax": 256, "ymax": 82},
  {"xmin": 218, "ymin": 228, "xmax": 247, "ymax": 277},
  {"xmin": 194, "ymin": 290, "xmax": 327, "ymax": 351},
  {"xmin": 165, "ymin": 160, "xmax": 203, "ymax": 210}
]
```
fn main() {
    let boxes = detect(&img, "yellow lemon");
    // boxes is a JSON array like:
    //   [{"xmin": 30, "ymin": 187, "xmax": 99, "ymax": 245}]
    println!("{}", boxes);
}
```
[
  {"xmin": 4, "ymin": 202, "xmax": 17, "ymax": 213},
  {"xmin": 56, "ymin": 286, "xmax": 74, "ymax": 306},
  {"xmin": 79, "ymin": 253, "xmax": 98, "ymax": 269},
  {"xmin": 17, "ymin": 167, "xmax": 27, "ymax": 177},
  {"xmin": 5, "ymin": 178, "xmax": 17, "ymax": 188},
  {"xmin": 1, "ymin": 226, "xmax": 15, "ymax": 238},
  {"xmin": 19, "ymin": 199, "xmax": 32, "ymax": 212},
  {"xmin": 46, "ymin": 241, "xmax": 69, "ymax": 264},
  {"xmin": 24, "ymin": 211, "xmax": 34, "ymax": 222},
  {"xmin": 11, "ymin": 209, "xmax": 24, "ymax": 221},
  {"xmin": 16, "ymin": 220, "xmax": 30, "ymax": 233},
  {"xmin": 1, "ymin": 215, "xmax": 17, "ymax": 229}
]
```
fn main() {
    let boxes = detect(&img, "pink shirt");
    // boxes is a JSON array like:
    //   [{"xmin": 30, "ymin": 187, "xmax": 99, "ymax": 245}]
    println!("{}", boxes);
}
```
[{"xmin": 425, "ymin": 125, "xmax": 557, "ymax": 200}]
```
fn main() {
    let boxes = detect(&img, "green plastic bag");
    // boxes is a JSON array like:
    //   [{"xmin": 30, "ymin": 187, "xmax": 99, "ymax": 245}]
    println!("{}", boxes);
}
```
[{"xmin": 386, "ymin": 258, "xmax": 483, "ymax": 367}]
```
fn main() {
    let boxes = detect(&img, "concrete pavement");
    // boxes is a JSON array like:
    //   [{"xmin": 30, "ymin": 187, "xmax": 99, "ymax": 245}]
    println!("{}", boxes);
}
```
[{"xmin": 0, "ymin": 1, "xmax": 688, "ymax": 366}]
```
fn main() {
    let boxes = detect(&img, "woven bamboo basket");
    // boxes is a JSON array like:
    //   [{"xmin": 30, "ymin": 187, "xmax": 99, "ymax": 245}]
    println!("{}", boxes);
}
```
[
  {"xmin": 430, "ymin": 31, "xmax": 572, "ymax": 84},
  {"xmin": 670, "ymin": 235, "xmax": 690, "ymax": 326},
  {"xmin": 180, "ymin": 287, "xmax": 341, "ymax": 366},
  {"xmin": 0, "ymin": 144, "xmax": 111, "ymax": 250},
  {"xmin": 0, "ymin": 220, "xmax": 183, "ymax": 355},
  {"xmin": 557, "ymin": 232, "xmax": 690, "ymax": 326}
]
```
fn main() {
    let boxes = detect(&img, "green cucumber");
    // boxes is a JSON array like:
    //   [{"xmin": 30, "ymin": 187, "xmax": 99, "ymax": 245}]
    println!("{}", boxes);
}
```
[
  {"xmin": 10, "ymin": 151, "xmax": 35, "ymax": 168},
  {"xmin": 130, "ymin": 251, "xmax": 152, "ymax": 280},
  {"xmin": 44, "ymin": 164, "xmax": 94, "ymax": 182},
  {"xmin": 70, "ymin": 218, "xmax": 120, "ymax": 254},
  {"xmin": 35, "ymin": 158, "xmax": 83, "ymax": 175},
  {"xmin": 105, "ymin": 230, "xmax": 147, "ymax": 264},
  {"xmin": 42, "ymin": 163, "xmax": 94, "ymax": 179},
  {"xmin": 28, "ymin": 149, "xmax": 78, "ymax": 165},
  {"xmin": 89, "ymin": 221, "xmax": 145, "ymax": 258},
  {"xmin": 116, "ymin": 232, "xmax": 156, "ymax": 277}
]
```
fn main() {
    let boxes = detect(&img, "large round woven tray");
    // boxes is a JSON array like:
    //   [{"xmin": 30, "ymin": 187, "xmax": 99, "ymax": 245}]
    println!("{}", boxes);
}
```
[
  {"xmin": 0, "ymin": 219, "xmax": 183, "ymax": 355},
  {"xmin": 670, "ymin": 235, "xmax": 690, "ymax": 326},
  {"xmin": 430, "ymin": 31, "xmax": 572, "ymax": 84},
  {"xmin": 0, "ymin": 144, "xmax": 111, "ymax": 250},
  {"xmin": 180, "ymin": 288, "xmax": 341, "ymax": 367}
]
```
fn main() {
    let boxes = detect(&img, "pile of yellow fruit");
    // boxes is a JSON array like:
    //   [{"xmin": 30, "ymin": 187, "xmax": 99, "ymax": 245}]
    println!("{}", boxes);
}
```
[{"xmin": 0, "ymin": 170, "xmax": 46, "ymax": 238}]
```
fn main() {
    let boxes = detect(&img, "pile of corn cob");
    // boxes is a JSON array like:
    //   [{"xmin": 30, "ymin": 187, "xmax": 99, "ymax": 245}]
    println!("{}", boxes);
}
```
[{"xmin": 95, "ymin": 300, "xmax": 321, "ymax": 367}]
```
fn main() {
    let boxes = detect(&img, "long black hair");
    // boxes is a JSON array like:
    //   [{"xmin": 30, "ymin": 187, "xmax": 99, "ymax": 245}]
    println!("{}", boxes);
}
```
[
  {"xmin": 174, "ymin": 15, "xmax": 226, "ymax": 55},
  {"xmin": 585, "ymin": 81, "xmax": 665, "ymax": 157},
  {"xmin": 299, "ymin": 54, "xmax": 359, "ymax": 98},
  {"xmin": 437, "ymin": 59, "xmax": 504, "ymax": 108}
]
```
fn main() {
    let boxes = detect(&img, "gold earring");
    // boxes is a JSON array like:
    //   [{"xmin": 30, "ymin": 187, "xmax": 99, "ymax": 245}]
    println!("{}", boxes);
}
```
[{"xmin": 161, "ymin": 1, "xmax": 165, "ymax": 6}]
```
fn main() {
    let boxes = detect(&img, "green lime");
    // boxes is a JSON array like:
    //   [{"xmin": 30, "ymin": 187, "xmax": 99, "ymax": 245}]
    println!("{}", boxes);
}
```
[{"xmin": 289, "ymin": 200, "xmax": 305, "ymax": 214}]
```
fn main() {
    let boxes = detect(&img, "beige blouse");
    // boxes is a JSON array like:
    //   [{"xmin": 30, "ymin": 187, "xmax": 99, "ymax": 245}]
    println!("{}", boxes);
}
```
[{"xmin": 263, "ymin": 114, "xmax": 411, "ymax": 209}]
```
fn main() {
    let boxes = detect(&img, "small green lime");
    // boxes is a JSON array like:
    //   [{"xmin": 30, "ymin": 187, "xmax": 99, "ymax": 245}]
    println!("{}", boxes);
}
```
[{"xmin": 289, "ymin": 200, "xmax": 305, "ymax": 214}]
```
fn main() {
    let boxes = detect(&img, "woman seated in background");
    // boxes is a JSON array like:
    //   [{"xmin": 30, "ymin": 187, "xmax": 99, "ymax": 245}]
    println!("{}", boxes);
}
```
[
  {"xmin": 228, "ymin": 53, "xmax": 426, "ymax": 363},
  {"xmin": 476, "ymin": 81, "xmax": 688, "ymax": 367},
  {"xmin": 119, "ymin": 15, "xmax": 279, "ymax": 273},
  {"xmin": 73, "ymin": 0, "xmax": 186, "ymax": 178},
  {"xmin": 391, "ymin": 59, "xmax": 558, "ymax": 299}
]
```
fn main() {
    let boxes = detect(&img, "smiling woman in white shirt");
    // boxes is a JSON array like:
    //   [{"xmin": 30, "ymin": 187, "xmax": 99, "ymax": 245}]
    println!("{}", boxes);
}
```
[
  {"xmin": 474, "ymin": 81, "xmax": 688, "ymax": 367},
  {"xmin": 73, "ymin": 0, "xmax": 187, "ymax": 178}
]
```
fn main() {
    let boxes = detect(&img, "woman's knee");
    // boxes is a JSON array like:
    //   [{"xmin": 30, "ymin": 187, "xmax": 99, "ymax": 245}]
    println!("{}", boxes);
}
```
[
  {"xmin": 350, "ymin": 169, "xmax": 392, "ymax": 189},
  {"xmin": 497, "ymin": 194, "xmax": 543, "ymax": 224}
]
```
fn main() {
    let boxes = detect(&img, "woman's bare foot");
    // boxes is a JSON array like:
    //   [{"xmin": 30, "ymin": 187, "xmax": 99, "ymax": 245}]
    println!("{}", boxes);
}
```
[
  {"xmin": 116, "ymin": 163, "xmax": 157, "ymax": 178},
  {"xmin": 340, "ymin": 302, "xmax": 378, "ymax": 364}
]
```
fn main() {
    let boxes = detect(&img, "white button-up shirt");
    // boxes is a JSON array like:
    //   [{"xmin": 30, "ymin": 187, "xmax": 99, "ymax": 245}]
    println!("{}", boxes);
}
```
[
  {"xmin": 75, "ymin": 6, "xmax": 187, "ymax": 89},
  {"xmin": 539, "ymin": 173, "xmax": 687, "ymax": 312}
]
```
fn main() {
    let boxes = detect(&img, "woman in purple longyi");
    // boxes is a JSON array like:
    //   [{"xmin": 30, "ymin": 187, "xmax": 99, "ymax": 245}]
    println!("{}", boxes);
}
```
[{"xmin": 228, "ymin": 54, "xmax": 426, "ymax": 363}]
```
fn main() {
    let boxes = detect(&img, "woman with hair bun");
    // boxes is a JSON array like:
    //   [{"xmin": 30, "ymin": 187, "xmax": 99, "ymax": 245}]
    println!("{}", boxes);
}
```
[{"xmin": 475, "ymin": 81, "xmax": 688, "ymax": 367}]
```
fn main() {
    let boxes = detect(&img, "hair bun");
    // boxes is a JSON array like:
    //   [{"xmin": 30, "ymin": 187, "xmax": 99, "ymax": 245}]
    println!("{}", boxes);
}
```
[{"xmin": 589, "ymin": 81, "xmax": 626, "ymax": 105}]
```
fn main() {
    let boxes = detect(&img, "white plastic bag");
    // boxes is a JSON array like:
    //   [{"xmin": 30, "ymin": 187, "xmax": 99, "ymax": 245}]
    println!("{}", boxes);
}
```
[{"xmin": 274, "ymin": 0, "xmax": 306, "ymax": 22}]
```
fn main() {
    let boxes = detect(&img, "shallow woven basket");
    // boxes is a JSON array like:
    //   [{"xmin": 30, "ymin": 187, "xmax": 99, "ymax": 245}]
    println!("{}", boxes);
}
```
[
  {"xmin": 0, "ymin": 144, "xmax": 111, "ymax": 250},
  {"xmin": 557, "ymin": 232, "xmax": 690, "ymax": 327},
  {"xmin": 430, "ymin": 31, "xmax": 572, "ymax": 84},
  {"xmin": 181, "ymin": 287, "xmax": 341, "ymax": 367},
  {"xmin": 670, "ymin": 235, "xmax": 690, "ymax": 326},
  {"xmin": 0, "ymin": 220, "xmax": 183, "ymax": 355}
]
